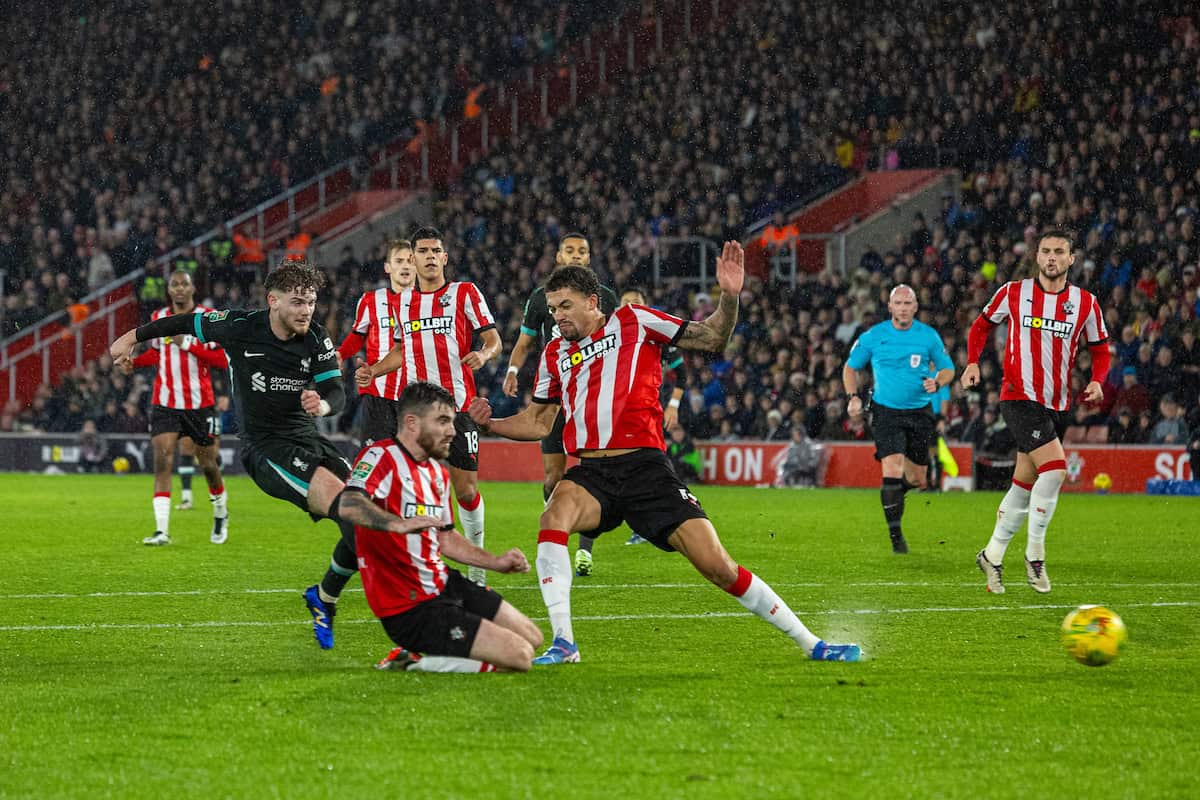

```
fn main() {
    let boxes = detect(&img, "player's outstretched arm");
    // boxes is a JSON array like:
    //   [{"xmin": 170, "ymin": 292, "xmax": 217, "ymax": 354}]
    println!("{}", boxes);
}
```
[
  {"xmin": 111, "ymin": 313, "xmax": 199, "ymax": 371},
  {"xmin": 336, "ymin": 489, "xmax": 442, "ymax": 534},
  {"xmin": 438, "ymin": 530, "xmax": 530, "ymax": 573},
  {"xmin": 467, "ymin": 396, "xmax": 559, "ymax": 441},
  {"xmin": 675, "ymin": 241, "xmax": 744, "ymax": 352}
]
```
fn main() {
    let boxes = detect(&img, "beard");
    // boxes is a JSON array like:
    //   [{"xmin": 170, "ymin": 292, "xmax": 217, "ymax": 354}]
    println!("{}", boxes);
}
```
[{"xmin": 417, "ymin": 430, "xmax": 452, "ymax": 460}]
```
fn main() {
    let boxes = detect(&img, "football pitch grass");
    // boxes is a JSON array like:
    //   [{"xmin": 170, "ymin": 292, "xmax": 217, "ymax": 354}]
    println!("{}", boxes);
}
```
[{"xmin": 2, "ymin": 475, "xmax": 1198, "ymax": 799}]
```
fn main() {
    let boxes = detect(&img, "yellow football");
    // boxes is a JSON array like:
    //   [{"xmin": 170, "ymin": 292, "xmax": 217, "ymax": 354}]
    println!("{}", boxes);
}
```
[{"xmin": 1061, "ymin": 605, "xmax": 1126, "ymax": 666}]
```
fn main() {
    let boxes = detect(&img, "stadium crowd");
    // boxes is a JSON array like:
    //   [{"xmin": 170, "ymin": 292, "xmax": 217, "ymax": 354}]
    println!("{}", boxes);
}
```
[
  {"xmin": 0, "ymin": 0, "xmax": 632, "ymax": 335},
  {"xmin": 4, "ymin": 0, "xmax": 1200, "ymax": 474}
]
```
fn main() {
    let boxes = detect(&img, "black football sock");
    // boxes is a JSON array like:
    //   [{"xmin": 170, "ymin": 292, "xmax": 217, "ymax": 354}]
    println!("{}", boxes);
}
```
[
  {"xmin": 881, "ymin": 477, "xmax": 906, "ymax": 539},
  {"xmin": 178, "ymin": 455, "xmax": 195, "ymax": 494},
  {"xmin": 578, "ymin": 535, "xmax": 595, "ymax": 554},
  {"xmin": 318, "ymin": 533, "xmax": 357, "ymax": 608}
]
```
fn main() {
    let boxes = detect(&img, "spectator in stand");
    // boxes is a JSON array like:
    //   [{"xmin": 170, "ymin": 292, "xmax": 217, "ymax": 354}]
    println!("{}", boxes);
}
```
[
  {"xmin": 1112, "ymin": 367, "xmax": 1151, "ymax": 418},
  {"xmin": 1150, "ymin": 395, "xmax": 1190, "ymax": 445},
  {"xmin": 1108, "ymin": 408, "xmax": 1141, "ymax": 445},
  {"xmin": 1148, "ymin": 347, "xmax": 1184, "ymax": 402},
  {"xmin": 665, "ymin": 424, "xmax": 703, "ymax": 484}
]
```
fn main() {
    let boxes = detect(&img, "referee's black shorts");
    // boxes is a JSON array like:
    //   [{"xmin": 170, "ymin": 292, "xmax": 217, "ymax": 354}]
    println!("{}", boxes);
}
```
[
  {"xmin": 999, "ymin": 400, "xmax": 1070, "ymax": 453},
  {"xmin": 870, "ymin": 403, "xmax": 935, "ymax": 465}
]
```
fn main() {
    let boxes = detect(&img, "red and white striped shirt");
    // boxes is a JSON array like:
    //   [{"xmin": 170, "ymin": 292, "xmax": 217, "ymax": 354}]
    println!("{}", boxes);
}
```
[
  {"xmin": 340, "ymin": 287, "xmax": 404, "ymax": 399},
  {"xmin": 533, "ymin": 304, "xmax": 683, "ymax": 454},
  {"xmin": 982, "ymin": 279, "xmax": 1108, "ymax": 410},
  {"xmin": 143, "ymin": 305, "xmax": 226, "ymax": 409},
  {"xmin": 348, "ymin": 440, "xmax": 456, "ymax": 617},
  {"xmin": 390, "ymin": 281, "xmax": 496, "ymax": 410}
]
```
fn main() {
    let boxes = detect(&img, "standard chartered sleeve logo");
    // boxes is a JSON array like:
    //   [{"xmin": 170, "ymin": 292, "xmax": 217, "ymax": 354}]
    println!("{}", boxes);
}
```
[{"xmin": 249, "ymin": 370, "xmax": 306, "ymax": 393}]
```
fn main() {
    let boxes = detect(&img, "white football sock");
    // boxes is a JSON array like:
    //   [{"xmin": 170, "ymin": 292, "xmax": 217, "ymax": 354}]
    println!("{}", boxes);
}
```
[
  {"xmin": 459, "ymin": 492, "xmax": 485, "ymax": 549},
  {"xmin": 536, "ymin": 531, "xmax": 574, "ymax": 643},
  {"xmin": 985, "ymin": 481, "xmax": 1032, "ymax": 565},
  {"xmin": 210, "ymin": 488, "xmax": 228, "ymax": 519},
  {"xmin": 728, "ymin": 567, "xmax": 820, "ymax": 654},
  {"xmin": 407, "ymin": 656, "xmax": 496, "ymax": 673},
  {"xmin": 152, "ymin": 494, "xmax": 170, "ymax": 534},
  {"xmin": 1027, "ymin": 468, "xmax": 1065, "ymax": 562}
]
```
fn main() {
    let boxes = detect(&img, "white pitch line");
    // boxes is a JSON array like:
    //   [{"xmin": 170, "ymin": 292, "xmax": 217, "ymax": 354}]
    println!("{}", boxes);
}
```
[
  {"xmin": 4, "ymin": 581, "xmax": 1200, "ymax": 601},
  {"xmin": 1, "ymin": 601, "xmax": 1195, "ymax": 634}
]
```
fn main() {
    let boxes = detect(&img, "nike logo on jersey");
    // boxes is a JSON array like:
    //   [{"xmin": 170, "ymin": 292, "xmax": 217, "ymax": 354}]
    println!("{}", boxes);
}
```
[
  {"xmin": 245, "ymin": 351, "xmax": 265, "ymax": 357},
  {"xmin": 1021, "ymin": 315, "xmax": 1075, "ymax": 339},
  {"xmin": 559, "ymin": 334, "xmax": 618, "ymax": 372}
]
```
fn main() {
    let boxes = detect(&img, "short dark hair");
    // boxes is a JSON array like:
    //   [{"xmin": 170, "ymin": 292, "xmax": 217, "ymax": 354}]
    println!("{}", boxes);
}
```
[
  {"xmin": 1038, "ymin": 228, "xmax": 1075, "ymax": 249},
  {"xmin": 558, "ymin": 232, "xmax": 589, "ymax": 247},
  {"xmin": 397, "ymin": 381, "xmax": 455, "ymax": 418},
  {"xmin": 264, "ymin": 260, "xmax": 326, "ymax": 294},
  {"xmin": 620, "ymin": 286, "xmax": 647, "ymax": 303},
  {"xmin": 410, "ymin": 226, "xmax": 444, "ymax": 246},
  {"xmin": 545, "ymin": 265, "xmax": 601, "ymax": 298}
]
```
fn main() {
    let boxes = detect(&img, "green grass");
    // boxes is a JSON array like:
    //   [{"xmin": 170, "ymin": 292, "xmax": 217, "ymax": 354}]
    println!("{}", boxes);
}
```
[{"xmin": 2, "ymin": 475, "xmax": 1198, "ymax": 799}]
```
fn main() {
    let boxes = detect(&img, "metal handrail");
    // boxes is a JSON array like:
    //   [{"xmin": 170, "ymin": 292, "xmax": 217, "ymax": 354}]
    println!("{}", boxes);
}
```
[
  {"xmin": 0, "ymin": 150, "xmax": 420, "ymax": 363},
  {"xmin": 651, "ymin": 236, "xmax": 723, "ymax": 288}
]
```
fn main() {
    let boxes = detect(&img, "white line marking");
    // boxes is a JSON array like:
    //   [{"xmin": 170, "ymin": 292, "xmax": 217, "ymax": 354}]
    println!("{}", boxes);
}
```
[
  {"xmin": 4, "ymin": 582, "xmax": 1199, "ymax": 601},
  {"xmin": 1, "ymin": 601, "xmax": 1195, "ymax": 633}
]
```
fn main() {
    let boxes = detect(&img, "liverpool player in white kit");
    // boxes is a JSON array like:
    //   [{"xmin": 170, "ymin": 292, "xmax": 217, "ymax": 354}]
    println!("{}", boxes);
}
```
[
  {"xmin": 469, "ymin": 245, "xmax": 861, "ymax": 663},
  {"xmin": 129, "ymin": 270, "xmax": 230, "ymax": 545},
  {"xmin": 350, "ymin": 382, "xmax": 542, "ymax": 673},
  {"xmin": 357, "ymin": 227, "xmax": 501, "ymax": 586},
  {"xmin": 962, "ymin": 229, "xmax": 1109, "ymax": 593}
]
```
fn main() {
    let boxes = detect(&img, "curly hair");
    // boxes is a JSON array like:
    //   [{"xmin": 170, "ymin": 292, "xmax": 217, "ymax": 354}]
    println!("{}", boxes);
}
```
[
  {"xmin": 545, "ymin": 265, "xmax": 600, "ymax": 298},
  {"xmin": 264, "ymin": 260, "xmax": 327, "ymax": 295}
]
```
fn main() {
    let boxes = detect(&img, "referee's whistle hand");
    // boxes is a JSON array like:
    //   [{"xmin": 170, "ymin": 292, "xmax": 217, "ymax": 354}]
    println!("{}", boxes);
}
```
[
  {"xmin": 847, "ymin": 396, "xmax": 863, "ymax": 417},
  {"xmin": 922, "ymin": 378, "xmax": 938, "ymax": 393}
]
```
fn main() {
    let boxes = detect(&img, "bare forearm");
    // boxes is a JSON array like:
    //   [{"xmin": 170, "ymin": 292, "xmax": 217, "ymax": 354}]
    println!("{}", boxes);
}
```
[
  {"xmin": 479, "ymin": 330, "xmax": 502, "ymax": 362},
  {"xmin": 438, "ymin": 530, "xmax": 499, "ymax": 569},
  {"xmin": 676, "ymin": 293, "xmax": 739, "ymax": 351},
  {"xmin": 507, "ymin": 337, "xmax": 532, "ymax": 370},
  {"xmin": 934, "ymin": 368, "xmax": 955, "ymax": 388},
  {"xmin": 842, "ymin": 365, "xmax": 860, "ymax": 395},
  {"xmin": 372, "ymin": 342, "xmax": 406, "ymax": 378},
  {"xmin": 487, "ymin": 404, "xmax": 558, "ymax": 441},
  {"xmin": 337, "ymin": 490, "xmax": 405, "ymax": 533}
]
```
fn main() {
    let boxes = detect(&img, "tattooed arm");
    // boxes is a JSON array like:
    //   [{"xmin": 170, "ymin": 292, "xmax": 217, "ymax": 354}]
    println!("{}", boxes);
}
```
[
  {"xmin": 337, "ymin": 489, "xmax": 441, "ymax": 534},
  {"xmin": 675, "ymin": 292, "xmax": 740, "ymax": 352},
  {"xmin": 674, "ymin": 240, "xmax": 745, "ymax": 353}
]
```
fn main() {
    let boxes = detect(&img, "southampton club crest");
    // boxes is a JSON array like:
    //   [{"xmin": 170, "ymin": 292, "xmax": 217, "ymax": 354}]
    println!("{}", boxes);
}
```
[
  {"xmin": 1063, "ymin": 300, "xmax": 1075, "ymax": 315},
  {"xmin": 438, "ymin": 294, "xmax": 452, "ymax": 308}
]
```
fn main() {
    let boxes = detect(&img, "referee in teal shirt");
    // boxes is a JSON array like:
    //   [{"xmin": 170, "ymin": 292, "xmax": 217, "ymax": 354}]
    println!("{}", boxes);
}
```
[{"xmin": 843, "ymin": 285, "xmax": 955, "ymax": 553}]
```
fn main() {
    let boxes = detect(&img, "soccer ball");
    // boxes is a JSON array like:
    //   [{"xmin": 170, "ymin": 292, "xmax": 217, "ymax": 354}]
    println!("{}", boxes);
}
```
[
  {"xmin": 1061, "ymin": 605, "xmax": 1127, "ymax": 666},
  {"xmin": 112, "ymin": 456, "xmax": 131, "ymax": 474},
  {"xmin": 1093, "ymin": 472, "xmax": 1112, "ymax": 493}
]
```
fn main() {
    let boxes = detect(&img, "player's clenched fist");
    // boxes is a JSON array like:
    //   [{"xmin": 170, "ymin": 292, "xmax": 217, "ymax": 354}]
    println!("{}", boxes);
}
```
[
  {"xmin": 354, "ymin": 358, "xmax": 374, "ymax": 388},
  {"xmin": 467, "ymin": 396, "xmax": 493, "ymax": 428},
  {"xmin": 495, "ymin": 548, "xmax": 530, "ymax": 573}
]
